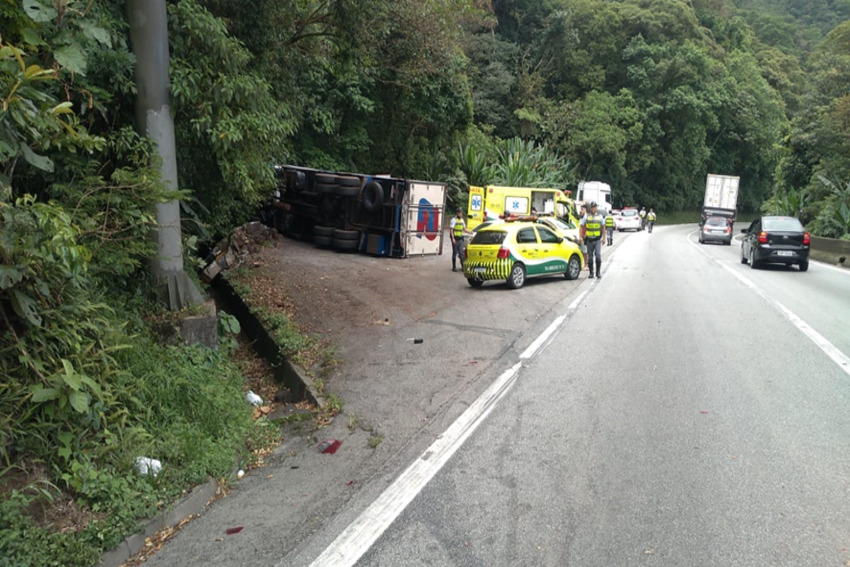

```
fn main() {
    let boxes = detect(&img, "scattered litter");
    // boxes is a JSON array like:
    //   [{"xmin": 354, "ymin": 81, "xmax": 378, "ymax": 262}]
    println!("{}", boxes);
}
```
[
  {"xmin": 266, "ymin": 474, "xmax": 274, "ymax": 479},
  {"xmin": 225, "ymin": 527, "xmax": 243, "ymax": 535},
  {"xmin": 700, "ymin": 410, "xmax": 709, "ymax": 414},
  {"xmin": 134, "ymin": 456, "xmax": 162, "ymax": 477},
  {"xmin": 318, "ymin": 439, "xmax": 342, "ymax": 454},
  {"xmin": 468, "ymin": 360, "xmax": 478, "ymax": 365},
  {"xmin": 406, "ymin": 338, "xmax": 423, "ymax": 344},
  {"xmin": 245, "ymin": 390, "xmax": 263, "ymax": 406},
  {"xmin": 346, "ymin": 480, "xmax": 354, "ymax": 486},
  {"xmin": 291, "ymin": 465, "xmax": 299, "ymax": 469},
  {"xmin": 237, "ymin": 469, "xmax": 245, "ymax": 479}
]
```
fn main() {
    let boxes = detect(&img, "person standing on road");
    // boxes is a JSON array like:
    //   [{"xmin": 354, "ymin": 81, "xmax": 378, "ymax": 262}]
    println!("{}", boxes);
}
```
[
  {"xmin": 450, "ymin": 210, "xmax": 469, "ymax": 272},
  {"xmin": 578, "ymin": 204, "xmax": 589, "ymax": 270},
  {"xmin": 647, "ymin": 208, "xmax": 657, "ymax": 233},
  {"xmin": 581, "ymin": 201, "xmax": 605, "ymax": 278},
  {"xmin": 605, "ymin": 212, "xmax": 615, "ymax": 245},
  {"xmin": 639, "ymin": 206, "xmax": 647, "ymax": 230}
]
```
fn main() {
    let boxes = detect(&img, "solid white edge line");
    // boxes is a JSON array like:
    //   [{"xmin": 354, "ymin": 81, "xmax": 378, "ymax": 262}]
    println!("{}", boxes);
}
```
[
  {"xmin": 308, "ymin": 361, "xmax": 523, "ymax": 567},
  {"xmin": 520, "ymin": 315, "xmax": 565, "ymax": 359},
  {"xmin": 689, "ymin": 231, "xmax": 850, "ymax": 377},
  {"xmin": 568, "ymin": 290, "xmax": 589, "ymax": 311}
]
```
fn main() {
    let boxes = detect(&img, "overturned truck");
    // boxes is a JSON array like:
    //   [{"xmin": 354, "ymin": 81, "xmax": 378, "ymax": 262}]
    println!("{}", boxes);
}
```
[{"xmin": 272, "ymin": 165, "xmax": 446, "ymax": 258}]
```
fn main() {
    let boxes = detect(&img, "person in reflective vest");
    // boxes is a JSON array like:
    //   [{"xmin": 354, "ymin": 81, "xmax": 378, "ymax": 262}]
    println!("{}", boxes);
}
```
[
  {"xmin": 450, "ymin": 210, "xmax": 468, "ymax": 272},
  {"xmin": 639, "ymin": 206, "xmax": 647, "ymax": 230},
  {"xmin": 647, "ymin": 208, "xmax": 657, "ymax": 233},
  {"xmin": 580, "ymin": 201, "xmax": 606, "ymax": 278},
  {"xmin": 605, "ymin": 213, "xmax": 615, "ymax": 246}
]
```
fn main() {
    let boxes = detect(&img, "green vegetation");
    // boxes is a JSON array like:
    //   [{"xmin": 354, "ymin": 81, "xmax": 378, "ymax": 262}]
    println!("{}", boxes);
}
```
[{"xmin": 3, "ymin": 0, "xmax": 850, "ymax": 564}]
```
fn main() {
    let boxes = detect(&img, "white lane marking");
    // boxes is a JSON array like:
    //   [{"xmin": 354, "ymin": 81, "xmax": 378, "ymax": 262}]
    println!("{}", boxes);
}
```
[
  {"xmin": 520, "ymin": 315, "xmax": 565, "ymax": 359},
  {"xmin": 688, "ymin": 232, "xmax": 850, "ymax": 377},
  {"xmin": 569, "ymin": 290, "xmax": 589, "ymax": 311},
  {"xmin": 307, "ymin": 362, "xmax": 523, "ymax": 567},
  {"xmin": 304, "ymin": 247, "xmax": 610, "ymax": 565}
]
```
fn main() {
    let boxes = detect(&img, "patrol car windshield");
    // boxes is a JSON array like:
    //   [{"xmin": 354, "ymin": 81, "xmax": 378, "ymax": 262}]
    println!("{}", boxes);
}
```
[
  {"xmin": 621, "ymin": 209, "xmax": 638, "ymax": 217},
  {"xmin": 470, "ymin": 230, "xmax": 507, "ymax": 245}
]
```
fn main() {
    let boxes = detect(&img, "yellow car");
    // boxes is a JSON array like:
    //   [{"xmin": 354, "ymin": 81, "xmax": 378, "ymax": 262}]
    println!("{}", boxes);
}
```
[{"xmin": 463, "ymin": 221, "xmax": 584, "ymax": 289}]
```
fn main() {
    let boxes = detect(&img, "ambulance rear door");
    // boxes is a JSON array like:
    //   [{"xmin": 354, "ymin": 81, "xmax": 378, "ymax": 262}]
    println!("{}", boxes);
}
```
[{"xmin": 467, "ymin": 185, "xmax": 485, "ymax": 229}]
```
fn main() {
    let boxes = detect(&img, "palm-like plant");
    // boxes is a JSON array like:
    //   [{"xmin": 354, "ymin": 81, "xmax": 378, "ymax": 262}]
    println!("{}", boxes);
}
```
[{"xmin": 488, "ymin": 137, "xmax": 573, "ymax": 188}]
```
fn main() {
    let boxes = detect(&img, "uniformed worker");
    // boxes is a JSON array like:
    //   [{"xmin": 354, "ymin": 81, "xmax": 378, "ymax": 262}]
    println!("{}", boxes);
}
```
[
  {"xmin": 639, "ymin": 206, "xmax": 647, "ymax": 230},
  {"xmin": 647, "ymin": 208, "xmax": 657, "ymax": 233},
  {"xmin": 450, "ymin": 210, "xmax": 469, "ymax": 272},
  {"xmin": 605, "ymin": 211, "xmax": 615, "ymax": 245},
  {"xmin": 578, "ymin": 204, "xmax": 589, "ymax": 270},
  {"xmin": 581, "ymin": 201, "xmax": 605, "ymax": 278}
]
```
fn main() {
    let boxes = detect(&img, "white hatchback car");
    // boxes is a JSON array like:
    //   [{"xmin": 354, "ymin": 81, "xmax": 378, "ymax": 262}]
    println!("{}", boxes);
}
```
[{"xmin": 616, "ymin": 208, "xmax": 641, "ymax": 231}]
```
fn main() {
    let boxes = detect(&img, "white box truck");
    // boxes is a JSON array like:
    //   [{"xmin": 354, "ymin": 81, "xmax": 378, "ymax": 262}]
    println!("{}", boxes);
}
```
[
  {"xmin": 576, "ymin": 181, "xmax": 613, "ymax": 214},
  {"xmin": 702, "ymin": 174, "xmax": 739, "ymax": 222}
]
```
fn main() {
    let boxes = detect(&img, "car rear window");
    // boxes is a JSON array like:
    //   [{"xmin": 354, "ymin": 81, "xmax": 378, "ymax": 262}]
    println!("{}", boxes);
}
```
[
  {"xmin": 621, "ymin": 210, "xmax": 637, "ymax": 217},
  {"xmin": 763, "ymin": 217, "xmax": 804, "ymax": 232},
  {"xmin": 470, "ymin": 230, "xmax": 507, "ymax": 245},
  {"xmin": 706, "ymin": 217, "xmax": 728, "ymax": 227}
]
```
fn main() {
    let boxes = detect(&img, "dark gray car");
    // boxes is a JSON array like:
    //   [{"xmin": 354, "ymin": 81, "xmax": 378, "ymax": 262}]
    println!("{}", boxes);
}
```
[{"xmin": 740, "ymin": 216, "xmax": 810, "ymax": 271}]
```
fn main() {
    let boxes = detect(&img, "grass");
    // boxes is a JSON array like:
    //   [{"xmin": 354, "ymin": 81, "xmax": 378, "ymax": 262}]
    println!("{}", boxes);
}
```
[{"xmin": 0, "ymin": 335, "xmax": 282, "ymax": 567}]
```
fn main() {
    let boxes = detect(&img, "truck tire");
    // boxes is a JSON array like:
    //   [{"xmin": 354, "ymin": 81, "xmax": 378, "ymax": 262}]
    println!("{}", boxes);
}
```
[
  {"xmin": 335, "ymin": 184, "xmax": 360, "ymax": 197},
  {"xmin": 314, "ymin": 235, "xmax": 333, "ymax": 247},
  {"xmin": 335, "ymin": 175, "xmax": 361, "ymax": 187},
  {"xmin": 315, "ymin": 173, "xmax": 335, "ymax": 185},
  {"xmin": 313, "ymin": 226, "xmax": 334, "ymax": 237},
  {"xmin": 316, "ymin": 183, "xmax": 336, "ymax": 194},
  {"xmin": 333, "ymin": 238, "xmax": 359, "ymax": 251},
  {"xmin": 362, "ymin": 181, "xmax": 384, "ymax": 212},
  {"xmin": 332, "ymin": 229, "xmax": 360, "ymax": 241}
]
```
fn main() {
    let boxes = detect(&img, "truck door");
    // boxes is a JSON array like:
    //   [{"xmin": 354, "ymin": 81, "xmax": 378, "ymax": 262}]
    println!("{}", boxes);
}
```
[
  {"xmin": 467, "ymin": 186, "xmax": 485, "ymax": 229},
  {"xmin": 403, "ymin": 181, "xmax": 445, "ymax": 256}
]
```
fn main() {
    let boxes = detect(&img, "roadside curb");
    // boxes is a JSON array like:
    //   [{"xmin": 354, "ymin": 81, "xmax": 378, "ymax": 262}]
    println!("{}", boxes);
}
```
[
  {"xmin": 98, "ymin": 479, "xmax": 217, "ymax": 567},
  {"xmin": 212, "ymin": 276, "xmax": 326, "ymax": 408}
]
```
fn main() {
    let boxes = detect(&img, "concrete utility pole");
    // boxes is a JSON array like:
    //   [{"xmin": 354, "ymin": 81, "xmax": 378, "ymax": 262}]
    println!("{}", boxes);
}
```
[{"xmin": 127, "ymin": 0, "xmax": 203, "ymax": 310}]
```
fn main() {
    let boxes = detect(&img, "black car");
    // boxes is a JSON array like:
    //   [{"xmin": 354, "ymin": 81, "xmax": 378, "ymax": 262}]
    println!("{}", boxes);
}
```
[{"xmin": 740, "ymin": 216, "xmax": 810, "ymax": 271}]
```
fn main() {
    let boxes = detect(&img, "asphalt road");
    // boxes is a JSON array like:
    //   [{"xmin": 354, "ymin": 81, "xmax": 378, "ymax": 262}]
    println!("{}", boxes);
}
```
[{"xmin": 296, "ymin": 224, "xmax": 850, "ymax": 566}]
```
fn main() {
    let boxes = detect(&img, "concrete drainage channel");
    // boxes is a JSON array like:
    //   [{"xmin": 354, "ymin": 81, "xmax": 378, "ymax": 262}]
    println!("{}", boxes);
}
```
[
  {"xmin": 98, "ymin": 278, "xmax": 321, "ymax": 567},
  {"xmin": 211, "ymin": 276, "xmax": 325, "ymax": 407}
]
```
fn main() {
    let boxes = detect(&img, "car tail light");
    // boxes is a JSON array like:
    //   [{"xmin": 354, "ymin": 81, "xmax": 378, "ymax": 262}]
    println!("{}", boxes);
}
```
[
  {"xmin": 497, "ymin": 247, "xmax": 510, "ymax": 259},
  {"xmin": 803, "ymin": 232, "xmax": 810, "ymax": 245},
  {"xmin": 757, "ymin": 231, "xmax": 768, "ymax": 244},
  {"xmin": 725, "ymin": 226, "xmax": 731, "ymax": 234}
]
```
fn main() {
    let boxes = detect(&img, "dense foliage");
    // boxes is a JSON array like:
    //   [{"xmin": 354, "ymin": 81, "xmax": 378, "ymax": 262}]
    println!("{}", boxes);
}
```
[{"xmin": 2, "ymin": 0, "xmax": 850, "ymax": 564}]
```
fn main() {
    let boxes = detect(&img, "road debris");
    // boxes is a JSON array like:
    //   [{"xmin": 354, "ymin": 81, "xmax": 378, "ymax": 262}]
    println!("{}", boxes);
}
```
[{"xmin": 317, "ymin": 439, "xmax": 342, "ymax": 454}]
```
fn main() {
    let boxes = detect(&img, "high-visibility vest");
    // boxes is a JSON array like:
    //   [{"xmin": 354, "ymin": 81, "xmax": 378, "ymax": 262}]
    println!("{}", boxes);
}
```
[
  {"xmin": 605, "ymin": 215, "xmax": 614, "ymax": 228},
  {"xmin": 639, "ymin": 209, "xmax": 646, "ymax": 218},
  {"xmin": 452, "ymin": 219, "xmax": 465, "ymax": 237},
  {"xmin": 648, "ymin": 212, "xmax": 656, "ymax": 221},
  {"xmin": 585, "ymin": 213, "xmax": 604, "ymax": 240}
]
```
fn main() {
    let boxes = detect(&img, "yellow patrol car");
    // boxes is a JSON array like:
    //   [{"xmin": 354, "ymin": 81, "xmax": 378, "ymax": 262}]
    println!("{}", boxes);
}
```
[{"xmin": 463, "ymin": 219, "xmax": 583, "ymax": 289}]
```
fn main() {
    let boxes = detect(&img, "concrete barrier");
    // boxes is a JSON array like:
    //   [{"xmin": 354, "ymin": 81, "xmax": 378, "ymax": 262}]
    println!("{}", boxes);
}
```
[{"xmin": 810, "ymin": 235, "xmax": 850, "ymax": 268}]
